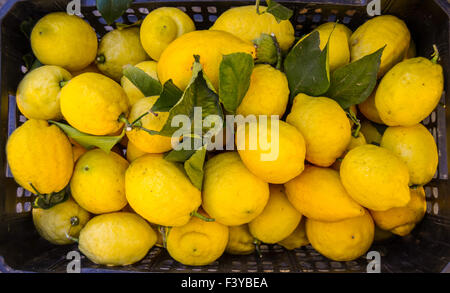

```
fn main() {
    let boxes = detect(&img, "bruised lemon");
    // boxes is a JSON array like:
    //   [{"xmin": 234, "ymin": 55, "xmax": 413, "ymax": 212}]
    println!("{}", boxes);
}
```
[
  {"xmin": 285, "ymin": 165, "xmax": 364, "ymax": 222},
  {"xmin": 31, "ymin": 12, "xmax": 98, "ymax": 71},
  {"xmin": 16, "ymin": 65, "xmax": 72, "ymax": 121},
  {"xmin": 166, "ymin": 211, "xmax": 229, "ymax": 266},
  {"xmin": 6, "ymin": 119, "xmax": 73, "ymax": 194},
  {"xmin": 140, "ymin": 7, "xmax": 195, "ymax": 61},
  {"xmin": 236, "ymin": 119, "xmax": 306, "ymax": 184},
  {"xmin": 79, "ymin": 212, "xmax": 157, "ymax": 266}
]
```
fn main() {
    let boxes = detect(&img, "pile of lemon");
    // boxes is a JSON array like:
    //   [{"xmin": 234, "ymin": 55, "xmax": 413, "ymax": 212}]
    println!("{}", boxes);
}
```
[{"xmin": 6, "ymin": 4, "xmax": 443, "ymax": 268}]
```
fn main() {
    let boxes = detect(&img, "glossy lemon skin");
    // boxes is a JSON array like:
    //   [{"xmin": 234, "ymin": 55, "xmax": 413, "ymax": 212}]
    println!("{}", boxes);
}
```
[{"xmin": 31, "ymin": 12, "xmax": 98, "ymax": 71}]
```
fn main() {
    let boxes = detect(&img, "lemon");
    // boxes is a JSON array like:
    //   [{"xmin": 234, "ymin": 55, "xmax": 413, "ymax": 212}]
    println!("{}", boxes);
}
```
[
  {"xmin": 236, "ymin": 119, "xmax": 306, "ymax": 184},
  {"xmin": 375, "ymin": 56, "xmax": 444, "ymax": 126},
  {"xmin": 306, "ymin": 210, "xmax": 374, "ymax": 261},
  {"xmin": 31, "ymin": 12, "xmax": 98, "ymax": 71},
  {"xmin": 79, "ymin": 212, "xmax": 157, "ymax": 266},
  {"xmin": 236, "ymin": 64, "xmax": 289, "ymax": 117},
  {"xmin": 140, "ymin": 7, "xmax": 195, "ymax": 61},
  {"xmin": 299, "ymin": 22, "xmax": 352, "ymax": 71},
  {"xmin": 358, "ymin": 86, "xmax": 384, "ymax": 124},
  {"xmin": 370, "ymin": 187, "xmax": 426, "ymax": 236},
  {"xmin": 158, "ymin": 30, "xmax": 256, "ymax": 90},
  {"xmin": 286, "ymin": 93, "xmax": 352, "ymax": 167},
  {"xmin": 249, "ymin": 185, "xmax": 302, "ymax": 244},
  {"xmin": 6, "ymin": 119, "xmax": 73, "ymax": 194},
  {"xmin": 60, "ymin": 73, "xmax": 129, "ymax": 135},
  {"xmin": 381, "ymin": 124, "xmax": 438, "ymax": 185},
  {"xmin": 285, "ymin": 165, "xmax": 364, "ymax": 222},
  {"xmin": 332, "ymin": 132, "xmax": 367, "ymax": 170},
  {"xmin": 350, "ymin": 15, "xmax": 411, "ymax": 77},
  {"xmin": 166, "ymin": 211, "xmax": 229, "ymax": 266},
  {"xmin": 121, "ymin": 61, "xmax": 159, "ymax": 106},
  {"xmin": 72, "ymin": 143, "xmax": 87, "ymax": 163},
  {"xmin": 126, "ymin": 140, "xmax": 151, "ymax": 163},
  {"xmin": 70, "ymin": 149, "xmax": 129, "ymax": 214},
  {"xmin": 96, "ymin": 27, "xmax": 149, "ymax": 82},
  {"xmin": 278, "ymin": 219, "xmax": 309, "ymax": 250},
  {"xmin": 210, "ymin": 5, "xmax": 295, "ymax": 52},
  {"xmin": 373, "ymin": 226, "xmax": 394, "ymax": 242},
  {"xmin": 32, "ymin": 198, "xmax": 90, "ymax": 245},
  {"xmin": 70, "ymin": 63, "xmax": 101, "ymax": 77},
  {"xmin": 340, "ymin": 144, "xmax": 410, "ymax": 211},
  {"xmin": 202, "ymin": 152, "xmax": 269, "ymax": 226},
  {"xmin": 360, "ymin": 120, "xmax": 383, "ymax": 145},
  {"xmin": 16, "ymin": 65, "xmax": 72, "ymax": 121},
  {"xmin": 226, "ymin": 225, "xmax": 256, "ymax": 255},
  {"xmin": 125, "ymin": 154, "xmax": 202, "ymax": 227},
  {"xmin": 126, "ymin": 97, "xmax": 175, "ymax": 153}
]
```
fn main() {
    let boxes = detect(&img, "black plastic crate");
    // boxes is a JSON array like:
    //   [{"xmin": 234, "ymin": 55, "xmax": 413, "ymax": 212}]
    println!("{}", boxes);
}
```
[{"xmin": 0, "ymin": 0, "xmax": 449, "ymax": 273}]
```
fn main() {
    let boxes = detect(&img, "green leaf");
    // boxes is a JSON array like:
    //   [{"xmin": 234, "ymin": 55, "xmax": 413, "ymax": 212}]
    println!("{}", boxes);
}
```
[
  {"xmin": 326, "ymin": 47, "xmax": 385, "ymax": 109},
  {"xmin": 219, "ymin": 53, "xmax": 254, "ymax": 113},
  {"xmin": 184, "ymin": 147, "xmax": 207, "ymax": 190},
  {"xmin": 151, "ymin": 80, "xmax": 184, "ymax": 113},
  {"xmin": 96, "ymin": 0, "xmax": 133, "ymax": 25},
  {"xmin": 265, "ymin": 0, "xmax": 294, "ymax": 23},
  {"xmin": 284, "ymin": 31, "xmax": 330, "ymax": 101},
  {"xmin": 253, "ymin": 33, "xmax": 282, "ymax": 68},
  {"xmin": 32, "ymin": 186, "xmax": 70, "ymax": 210},
  {"xmin": 164, "ymin": 136, "xmax": 203, "ymax": 163},
  {"xmin": 123, "ymin": 65, "xmax": 162, "ymax": 97},
  {"xmin": 20, "ymin": 18, "xmax": 37, "ymax": 39},
  {"xmin": 158, "ymin": 57, "xmax": 223, "ymax": 137},
  {"xmin": 49, "ymin": 121, "xmax": 125, "ymax": 153}
]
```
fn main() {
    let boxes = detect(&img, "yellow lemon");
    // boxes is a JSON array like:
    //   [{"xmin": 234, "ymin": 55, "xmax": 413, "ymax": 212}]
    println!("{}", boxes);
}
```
[
  {"xmin": 126, "ymin": 97, "xmax": 174, "ymax": 154},
  {"xmin": 166, "ymin": 211, "xmax": 229, "ymax": 266},
  {"xmin": 125, "ymin": 154, "xmax": 202, "ymax": 227},
  {"xmin": 340, "ymin": 144, "xmax": 410, "ymax": 211},
  {"xmin": 72, "ymin": 143, "xmax": 87, "ymax": 163},
  {"xmin": 6, "ymin": 119, "xmax": 73, "ymax": 194},
  {"xmin": 278, "ymin": 219, "xmax": 309, "ymax": 250},
  {"xmin": 370, "ymin": 187, "xmax": 426, "ymax": 236},
  {"xmin": 158, "ymin": 30, "xmax": 256, "ymax": 90},
  {"xmin": 249, "ymin": 185, "xmax": 302, "ymax": 244},
  {"xmin": 202, "ymin": 152, "xmax": 270, "ymax": 226},
  {"xmin": 70, "ymin": 149, "xmax": 129, "ymax": 214},
  {"xmin": 236, "ymin": 64, "xmax": 289, "ymax": 117},
  {"xmin": 381, "ymin": 124, "xmax": 438, "ymax": 185},
  {"xmin": 332, "ymin": 132, "xmax": 367, "ymax": 170},
  {"xmin": 306, "ymin": 210, "xmax": 374, "ymax": 261},
  {"xmin": 16, "ymin": 65, "xmax": 72, "ymax": 121},
  {"xmin": 140, "ymin": 7, "xmax": 195, "ymax": 61},
  {"xmin": 126, "ymin": 140, "xmax": 151, "ymax": 163},
  {"xmin": 350, "ymin": 15, "xmax": 411, "ymax": 77},
  {"xmin": 299, "ymin": 22, "xmax": 352, "ymax": 71},
  {"xmin": 32, "ymin": 198, "xmax": 90, "ymax": 245},
  {"xmin": 210, "ymin": 5, "xmax": 295, "ymax": 52},
  {"xmin": 358, "ymin": 86, "xmax": 384, "ymax": 124},
  {"xmin": 70, "ymin": 62, "xmax": 101, "ymax": 77},
  {"xmin": 286, "ymin": 93, "xmax": 352, "ymax": 167},
  {"xmin": 285, "ymin": 165, "xmax": 364, "ymax": 222},
  {"xmin": 31, "ymin": 12, "xmax": 98, "ymax": 71},
  {"xmin": 121, "ymin": 61, "xmax": 159, "ymax": 106},
  {"xmin": 236, "ymin": 119, "xmax": 306, "ymax": 184},
  {"xmin": 96, "ymin": 27, "xmax": 149, "ymax": 81},
  {"xmin": 79, "ymin": 212, "xmax": 157, "ymax": 266},
  {"xmin": 60, "ymin": 73, "xmax": 129, "ymax": 135},
  {"xmin": 375, "ymin": 56, "xmax": 444, "ymax": 126},
  {"xmin": 226, "ymin": 225, "xmax": 256, "ymax": 255}
]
